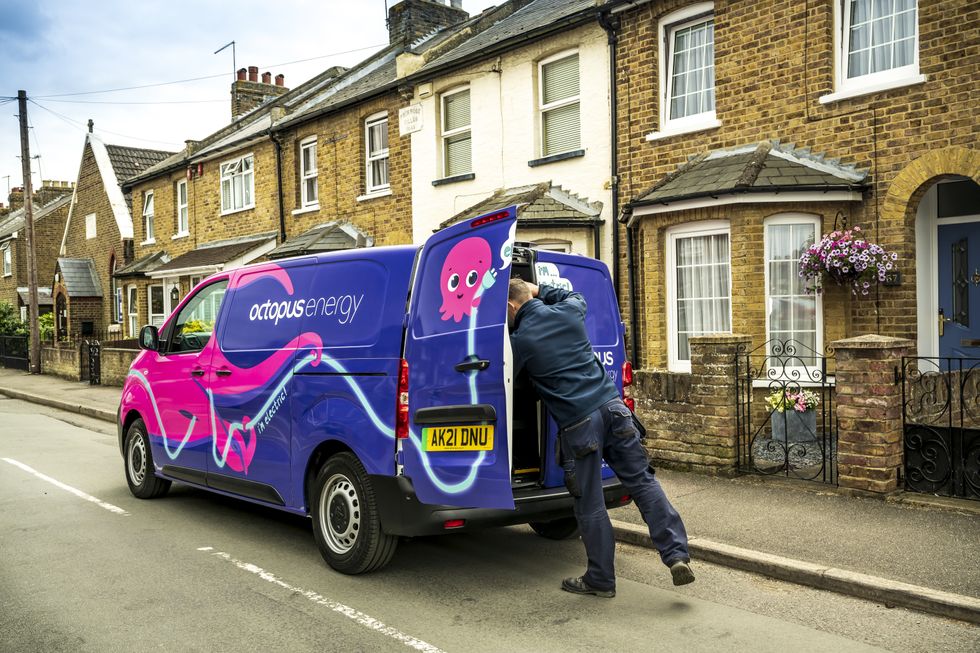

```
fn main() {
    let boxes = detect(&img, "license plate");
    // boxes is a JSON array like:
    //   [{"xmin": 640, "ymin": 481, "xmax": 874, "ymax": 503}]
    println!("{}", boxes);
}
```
[{"xmin": 422, "ymin": 425, "xmax": 494, "ymax": 452}]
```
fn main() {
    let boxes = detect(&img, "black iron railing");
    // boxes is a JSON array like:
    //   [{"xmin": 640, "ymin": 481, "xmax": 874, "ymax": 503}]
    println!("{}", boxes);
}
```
[
  {"xmin": 735, "ymin": 339, "xmax": 838, "ymax": 484},
  {"xmin": 901, "ymin": 357, "xmax": 980, "ymax": 500},
  {"xmin": 0, "ymin": 335, "xmax": 29, "ymax": 370}
]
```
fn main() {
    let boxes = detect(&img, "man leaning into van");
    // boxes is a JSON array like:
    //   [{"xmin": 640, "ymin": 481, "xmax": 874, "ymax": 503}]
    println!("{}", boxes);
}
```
[{"xmin": 507, "ymin": 278, "xmax": 694, "ymax": 598}]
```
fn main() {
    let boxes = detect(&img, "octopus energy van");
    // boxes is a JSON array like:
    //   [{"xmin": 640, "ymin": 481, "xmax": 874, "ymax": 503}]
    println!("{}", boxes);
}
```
[{"xmin": 119, "ymin": 206, "xmax": 633, "ymax": 574}]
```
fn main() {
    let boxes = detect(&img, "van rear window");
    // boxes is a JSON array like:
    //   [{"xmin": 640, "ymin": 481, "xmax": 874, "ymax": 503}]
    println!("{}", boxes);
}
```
[{"xmin": 535, "ymin": 260, "xmax": 620, "ymax": 348}]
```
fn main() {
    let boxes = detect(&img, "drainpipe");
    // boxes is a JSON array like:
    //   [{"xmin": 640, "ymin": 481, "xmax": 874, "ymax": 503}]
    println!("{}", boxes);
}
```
[
  {"xmin": 598, "ymin": 10, "xmax": 621, "ymax": 290},
  {"xmin": 624, "ymin": 208, "xmax": 640, "ymax": 365},
  {"xmin": 270, "ymin": 131, "xmax": 287, "ymax": 244}
]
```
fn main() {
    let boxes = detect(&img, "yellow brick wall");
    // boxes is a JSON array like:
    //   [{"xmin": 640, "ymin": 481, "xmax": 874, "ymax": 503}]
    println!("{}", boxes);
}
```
[
  {"xmin": 62, "ymin": 143, "xmax": 127, "ymax": 333},
  {"xmin": 279, "ymin": 90, "xmax": 414, "ymax": 246},
  {"xmin": 616, "ymin": 0, "xmax": 980, "ymax": 369}
]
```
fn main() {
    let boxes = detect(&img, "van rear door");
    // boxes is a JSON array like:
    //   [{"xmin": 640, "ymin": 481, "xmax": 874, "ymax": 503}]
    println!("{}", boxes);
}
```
[{"xmin": 403, "ymin": 206, "xmax": 517, "ymax": 510}]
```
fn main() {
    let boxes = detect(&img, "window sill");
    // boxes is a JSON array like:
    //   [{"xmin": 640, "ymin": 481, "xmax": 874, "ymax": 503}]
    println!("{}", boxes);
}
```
[
  {"xmin": 140, "ymin": 239, "xmax": 156, "ymax": 246},
  {"xmin": 356, "ymin": 189, "xmax": 392, "ymax": 202},
  {"xmin": 171, "ymin": 232, "xmax": 190, "ymax": 240},
  {"xmin": 432, "ymin": 173, "xmax": 475, "ymax": 187},
  {"xmin": 220, "ymin": 205, "xmax": 255, "ymax": 217},
  {"xmin": 528, "ymin": 149, "xmax": 585, "ymax": 168},
  {"xmin": 291, "ymin": 204, "xmax": 320, "ymax": 216},
  {"xmin": 645, "ymin": 118, "xmax": 722, "ymax": 142},
  {"xmin": 2, "ymin": 273, "xmax": 10, "ymax": 278},
  {"xmin": 819, "ymin": 74, "xmax": 927, "ymax": 104}
]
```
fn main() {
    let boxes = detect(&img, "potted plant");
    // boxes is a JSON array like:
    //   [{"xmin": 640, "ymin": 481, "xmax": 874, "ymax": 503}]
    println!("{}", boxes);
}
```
[
  {"xmin": 766, "ymin": 387, "xmax": 819, "ymax": 443},
  {"xmin": 798, "ymin": 225, "xmax": 899, "ymax": 296}
]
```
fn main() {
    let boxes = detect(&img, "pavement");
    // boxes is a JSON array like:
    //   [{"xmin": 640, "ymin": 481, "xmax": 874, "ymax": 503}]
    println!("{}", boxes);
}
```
[{"xmin": 2, "ymin": 367, "xmax": 979, "ymax": 625}]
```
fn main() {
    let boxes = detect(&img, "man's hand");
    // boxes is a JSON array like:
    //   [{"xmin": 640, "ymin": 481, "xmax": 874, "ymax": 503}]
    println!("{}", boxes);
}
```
[{"xmin": 526, "ymin": 282, "xmax": 539, "ymax": 298}]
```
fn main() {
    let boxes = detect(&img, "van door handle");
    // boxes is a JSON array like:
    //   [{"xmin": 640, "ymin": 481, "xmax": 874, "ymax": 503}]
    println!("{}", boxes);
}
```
[
  {"xmin": 191, "ymin": 369, "xmax": 205, "ymax": 377},
  {"xmin": 215, "ymin": 369, "xmax": 232, "ymax": 377},
  {"xmin": 455, "ymin": 358, "xmax": 490, "ymax": 373}
]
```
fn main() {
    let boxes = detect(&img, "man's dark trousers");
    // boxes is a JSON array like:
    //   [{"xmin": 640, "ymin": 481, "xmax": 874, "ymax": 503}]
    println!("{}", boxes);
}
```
[{"xmin": 561, "ymin": 397, "xmax": 689, "ymax": 591}]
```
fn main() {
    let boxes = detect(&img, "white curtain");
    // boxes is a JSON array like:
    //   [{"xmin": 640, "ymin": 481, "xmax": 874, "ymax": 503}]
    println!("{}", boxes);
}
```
[
  {"xmin": 675, "ymin": 233, "xmax": 730, "ymax": 360},
  {"xmin": 767, "ymin": 223, "xmax": 818, "ymax": 364}
]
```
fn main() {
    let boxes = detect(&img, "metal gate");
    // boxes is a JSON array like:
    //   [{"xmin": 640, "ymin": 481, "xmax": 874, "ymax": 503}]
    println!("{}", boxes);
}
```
[
  {"xmin": 0, "ymin": 335, "xmax": 29, "ymax": 370},
  {"xmin": 901, "ymin": 357, "xmax": 980, "ymax": 500},
  {"xmin": 735, "ymin": 339, "xmax": 838, "ymax": 484},
  {"xmin": 87, "ymin": 340, "xmax": 101, "ymax": 386}
]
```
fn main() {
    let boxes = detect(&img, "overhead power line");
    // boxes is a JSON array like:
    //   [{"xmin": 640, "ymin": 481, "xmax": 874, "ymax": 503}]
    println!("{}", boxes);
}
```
[
  {"xmin": 28, "ymin": 99, "xmax": 184, "ymax": 148},
  {"xmin": 31, "ymin": 43, "xmax": 385, "ymax": 99},
  {"xmin": 41, "ymin": 98, "xmax": 227, "ymax": 106}
]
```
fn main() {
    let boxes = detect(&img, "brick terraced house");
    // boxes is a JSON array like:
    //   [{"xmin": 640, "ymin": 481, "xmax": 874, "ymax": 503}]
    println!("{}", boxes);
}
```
[
  {"xmin": 54, "ymin": 132, "xmax": 173, "ymax": 340},
  {"xmin": 0, "ymin": 183, "xmax": 74, "ymax": 319},
  {"xmin": 601, "ymin": 0, "xmax": 978, "ymax": 486}
]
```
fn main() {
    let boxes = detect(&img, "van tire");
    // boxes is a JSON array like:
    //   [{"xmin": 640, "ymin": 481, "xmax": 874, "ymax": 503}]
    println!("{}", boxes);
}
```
[
  {"xmin": 124, "ymin": 418, "xmax": 171, "ymax": 499},
  {"xmin": 529, "ymin": 517, "xmax": 579, "ymax": 540},
  {"xmin": 311, "ymin": 453, "xmax": 397, "ymax": 574}
]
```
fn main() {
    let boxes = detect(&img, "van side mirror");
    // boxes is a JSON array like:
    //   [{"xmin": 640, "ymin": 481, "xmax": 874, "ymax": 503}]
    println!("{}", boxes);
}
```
[{"xmin": 139, "ymin": 325, "xmax": 159, "ymax": 351}]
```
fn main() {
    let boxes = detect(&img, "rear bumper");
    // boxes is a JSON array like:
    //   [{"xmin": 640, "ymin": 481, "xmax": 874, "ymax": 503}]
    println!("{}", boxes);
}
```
[{"xmin": 370, "ymin": 474, "xmax": 630, "ymax": 537}]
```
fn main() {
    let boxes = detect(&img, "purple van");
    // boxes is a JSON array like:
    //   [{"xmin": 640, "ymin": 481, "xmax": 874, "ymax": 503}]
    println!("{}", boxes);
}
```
[{"xmin": 119, "ymin": 206, "xmax": 633, "ymax": 573}]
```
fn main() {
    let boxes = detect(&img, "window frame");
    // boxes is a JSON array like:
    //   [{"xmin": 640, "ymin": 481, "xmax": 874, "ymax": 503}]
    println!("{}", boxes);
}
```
[
  {"xmin": 299, "ymin": 135, "xmax": 319, "ymax": 208},
  {"xmin": 141, "ymin": 191, "xmax": 155, "ymax": 244},
  {"xmin": 763, "ymin": 214, "xmax": 824, "ymax": 375},
  {"xmin": 823, "ymin": 0, "xmax": 924, "ymax": 102},
  {"xmin": 364, "ymin": 112, "xmax": 390, "ymax": 195},
  {"xmin": 659, "ymin": 3, "xmax": 717, "ymax": 136},
  {"xmin": 440, "ymin": 86, "xmax": 472, "ymax": 178},
  {"xmin": 127, "ymin": 285, "xmax": 138, "ymax": 338},
  {"xmin": 166, "ymin": 279, "xmax": 228, "ymax": 356},
  {"xmin": 148, "ymin": 284, "xmax": 165, "ymax": 327},
  {"xmin": 665, "ymin": 220, "xmax": 733, "ymax": 373},
  {"xmin": 85, "ymin": 213, "xmax": 97, "ymax": 240},
  {"xmin": 175, "ymin": 179, "xmax": 189, "ymax": 237},
  {"xmin": 538, "ymin": 49, "xmax": 581, "ymax": 158},
  {"xmin": 219, "ymin": 153, "xmax": 255, "ymax": 215},
  {"xmin": 1, "ymin": 244, "xmax": 10, "ymax": 277}
]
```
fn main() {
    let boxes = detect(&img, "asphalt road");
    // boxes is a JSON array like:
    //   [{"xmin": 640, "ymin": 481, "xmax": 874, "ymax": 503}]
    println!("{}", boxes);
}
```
[{"xmin": 1, "ymin": 397, "xmax": 977, "ymax": 653}]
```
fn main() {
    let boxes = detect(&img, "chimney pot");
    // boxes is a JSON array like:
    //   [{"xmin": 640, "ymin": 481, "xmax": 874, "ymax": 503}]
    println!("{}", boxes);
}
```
[
  {"xmin": 237, "ymin": 68, "xmax": 247, "ymax": 81},
  {"xmin": 248, "ymin": 66, "xmax": 258, "ymax": 82},
  {"xmin": 275, "ymin": 74, "xmax": 285, "ymax": 87},
  {"xmin": 261, "ymin": 71, "xmax": 272, "ymax": 84}
]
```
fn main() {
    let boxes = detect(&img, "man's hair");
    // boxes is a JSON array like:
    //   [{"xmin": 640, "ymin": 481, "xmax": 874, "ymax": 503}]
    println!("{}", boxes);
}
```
[{"xmin": 509, "ymin": 278, "xmax": 531, "ymax": 304}]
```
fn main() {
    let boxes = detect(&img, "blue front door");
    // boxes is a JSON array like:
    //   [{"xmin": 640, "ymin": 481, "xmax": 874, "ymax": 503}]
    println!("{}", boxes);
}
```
[{"xmin": 938, "ymin": 221, "xmax": 980, "ymax": 358}]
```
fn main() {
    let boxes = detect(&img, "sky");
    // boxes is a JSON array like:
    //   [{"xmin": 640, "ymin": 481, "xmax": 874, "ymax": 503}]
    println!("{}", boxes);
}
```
[{"xmin": 0, "ymin": 0, "xmax": 500, "ymax": 205}]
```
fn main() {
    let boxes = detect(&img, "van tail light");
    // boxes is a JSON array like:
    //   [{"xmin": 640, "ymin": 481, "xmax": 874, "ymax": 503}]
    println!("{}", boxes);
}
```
[
  {"xmin": 396, "ymin": 358, "xmax": 410, "ymax": 440},
  {"xmin": 622, "ymin": 360, "xmax": 635, "ymax": 412}
]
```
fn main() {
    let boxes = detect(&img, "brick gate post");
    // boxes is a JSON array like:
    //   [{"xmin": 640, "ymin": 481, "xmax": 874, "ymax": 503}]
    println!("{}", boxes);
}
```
[{"xmin": 831, "ymin": 334, "xmax": 913, "ymax": 494}]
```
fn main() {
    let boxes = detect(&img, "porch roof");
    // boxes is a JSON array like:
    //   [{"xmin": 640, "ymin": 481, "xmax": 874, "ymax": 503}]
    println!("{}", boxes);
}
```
[
  {"xmin": 147, "ymin": 231, "xmax": 277, "ymax": 277},
  {"xmin": 114, "ymin": 250, "xmax": 170, "ymax": 278},
  {"xmin": 57, "ymin": 258, "xmax": 102, "ymax": 298},
  {"xmin": 266, "ymin": 222, "xmax": 373, "ymax": 260},
  {"xmin": 437, "ymin": 182, "xmax": 602, "ymax": 230},
  {"xmin": 628, "ymin": 140, "xmax": 869, "ymax": 215}
]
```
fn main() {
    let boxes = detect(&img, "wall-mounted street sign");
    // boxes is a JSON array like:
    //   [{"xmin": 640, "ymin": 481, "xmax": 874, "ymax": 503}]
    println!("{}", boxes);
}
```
[{"xmin": 399, "ymin": 104, "xmax": 423, "ymax": 136}]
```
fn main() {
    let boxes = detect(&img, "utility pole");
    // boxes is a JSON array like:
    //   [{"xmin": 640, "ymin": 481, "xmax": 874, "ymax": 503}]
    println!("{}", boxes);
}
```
[{"xmin": 17, "ymin": 91, "xmax": 40, "ymax": 374}]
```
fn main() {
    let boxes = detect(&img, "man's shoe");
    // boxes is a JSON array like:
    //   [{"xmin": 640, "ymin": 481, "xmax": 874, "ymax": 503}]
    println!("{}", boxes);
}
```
[
  {"xmin": 670, "ymin": 561, "xmax": 695, "ymax": 586},
  {"xmin": 561, "ymin": 576, "xmax": 616, "ymax": 598}
]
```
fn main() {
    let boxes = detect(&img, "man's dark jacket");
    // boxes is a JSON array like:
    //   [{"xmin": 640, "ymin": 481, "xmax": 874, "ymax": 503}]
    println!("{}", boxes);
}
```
[{"xmin": 510, "ymin": 285, "xmax": 619, "ymax": 429}]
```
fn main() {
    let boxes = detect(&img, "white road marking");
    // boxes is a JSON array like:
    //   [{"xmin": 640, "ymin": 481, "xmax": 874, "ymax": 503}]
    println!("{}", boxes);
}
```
[
  {"xmin": 198, "ymin": 547, "xmax": 445, "ymax": 653},
  {"xmin": 2, "ymin": 458, "xmax": 130, "ymax": 516}
]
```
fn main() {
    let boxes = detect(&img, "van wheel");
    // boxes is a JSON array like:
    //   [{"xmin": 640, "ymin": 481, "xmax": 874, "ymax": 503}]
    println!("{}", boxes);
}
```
[
  {"xmin": 124, "ymin": 418, "xmax": 171, "ymax": 499},
  {"xmin": 529, "ymin": 517, "xmax": 579, "ymax": 540},
  {"xmin": 311, "ymin": 453, "xmax": 397, "ymax": 574}
]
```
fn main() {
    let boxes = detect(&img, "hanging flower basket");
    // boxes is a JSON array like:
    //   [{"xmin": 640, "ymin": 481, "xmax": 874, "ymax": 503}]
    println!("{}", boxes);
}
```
[{"xmin": 798, "ymin": 226, "xmax": 898, "ymax": 296}]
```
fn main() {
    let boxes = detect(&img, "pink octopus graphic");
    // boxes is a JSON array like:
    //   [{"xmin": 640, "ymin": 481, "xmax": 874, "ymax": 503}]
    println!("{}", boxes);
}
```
[{"xmin": 439, "ymin": 237, "xmax": 495, "ymax": 322}]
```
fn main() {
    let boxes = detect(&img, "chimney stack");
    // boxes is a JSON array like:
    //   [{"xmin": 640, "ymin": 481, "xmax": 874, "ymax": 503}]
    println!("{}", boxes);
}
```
[
  {"xmin": 231, "ymin": 65, "xmax": 290, "ymax": 120},
  {"xmin": 387, "ymin": 0, "xmax": 468, "ymax": 48}
]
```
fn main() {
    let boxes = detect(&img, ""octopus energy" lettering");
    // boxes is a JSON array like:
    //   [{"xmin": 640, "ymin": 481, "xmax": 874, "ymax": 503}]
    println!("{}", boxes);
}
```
[{"xmin": 248, "ymin": 293, "xmax": 364, "ymax": 326}]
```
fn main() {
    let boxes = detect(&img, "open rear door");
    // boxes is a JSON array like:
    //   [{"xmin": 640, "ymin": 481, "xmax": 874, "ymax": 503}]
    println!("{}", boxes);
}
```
[{"xmin": 403, "ymin": 206, "xmax": 517, "ymax": 509}]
